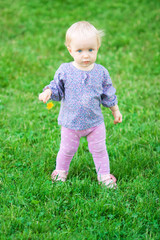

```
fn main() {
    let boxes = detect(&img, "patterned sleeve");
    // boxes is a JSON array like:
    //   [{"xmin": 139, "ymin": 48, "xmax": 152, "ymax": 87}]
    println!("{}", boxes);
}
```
[
  {"xmin": 101, "ymin": 68, "xmax": 118, "ymax": 107},
  {"xmin": 43, "ymin": 65, "xmax": 65, "ymax": 101}
]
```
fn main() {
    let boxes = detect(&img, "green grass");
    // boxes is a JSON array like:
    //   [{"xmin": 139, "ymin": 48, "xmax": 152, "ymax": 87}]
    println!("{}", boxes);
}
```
[{"xmin": 0, "ymin": 0, "xmax": 160, "ymax": 239}]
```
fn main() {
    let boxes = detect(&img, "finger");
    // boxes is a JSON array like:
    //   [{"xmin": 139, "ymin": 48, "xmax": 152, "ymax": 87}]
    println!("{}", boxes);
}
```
[
  {"xmin": 114, "ymin": 116, "xmax": 122, "ymax": 124},
  {"xmin": 43, "ymin": 98, "xmax": 47, "ymax": 103},
  {"xmin": 119, "ymin": 115, "xmax": 122, "ymax": 123},
  {"xmin": 39, "ymin": 94, "xmax": 43, "ymax": 101},
  {"xmin": 39, "ymin": 94, "xmax": 46, "ymax": 103},
  {"xmin": 114, "ymin": 117, "xmax": 121, "ymax": 124},
  {"xmin": 45, "ymin": 95, "xmax": 50, "ymax": 103},
  {"xmin": 43, "ymin": 95, "xmax": 49, "ymax": 103}
]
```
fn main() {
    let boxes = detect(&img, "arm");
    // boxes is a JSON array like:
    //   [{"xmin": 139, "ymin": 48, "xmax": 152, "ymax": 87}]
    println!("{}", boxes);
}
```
[
  {"xmin": 101, "ymin": 67, "xmax": 122, "ymax": 124},
  {"xmin": 39, "ymin": 65, "xmax": 65, "ymax": 103}
]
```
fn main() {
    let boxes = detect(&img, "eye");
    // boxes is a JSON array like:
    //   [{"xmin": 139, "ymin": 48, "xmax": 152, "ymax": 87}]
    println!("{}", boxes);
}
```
[
  {"xmin": 89, "ymin": 49, "xmax": 93, "ymax": 52},
  {"xmin": 77, "ymin": 49, "xmax": 82, "ymax": 53}
]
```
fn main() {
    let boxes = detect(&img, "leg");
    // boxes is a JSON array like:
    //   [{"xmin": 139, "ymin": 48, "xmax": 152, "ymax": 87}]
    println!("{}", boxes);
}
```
[
  {"xmin": 87, "ymin": 123, "xmax": 110, "ymax": 175},
  {"xmin": 55, "ymin": 127, "xmax": 80, "ymax": 173}
]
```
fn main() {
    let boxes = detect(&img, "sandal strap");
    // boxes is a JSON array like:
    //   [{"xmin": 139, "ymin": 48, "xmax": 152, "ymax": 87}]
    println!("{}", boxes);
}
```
[
  {"xmin": 97, "ymin": 174, "xmax": 117, "ymax": 188},
  {"xmin": 51, "ymin": 170, "xmax": 67, "ymax": 182},
  {"xmin": 109, "ymin": 174, "xmax": 117, "ymax": 183}
]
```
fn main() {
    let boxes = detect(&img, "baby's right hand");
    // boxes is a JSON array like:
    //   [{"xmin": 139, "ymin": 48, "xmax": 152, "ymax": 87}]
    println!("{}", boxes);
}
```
[{"xmin": 39, "ymin": 89, "xmax": 52, "ymax": 103}]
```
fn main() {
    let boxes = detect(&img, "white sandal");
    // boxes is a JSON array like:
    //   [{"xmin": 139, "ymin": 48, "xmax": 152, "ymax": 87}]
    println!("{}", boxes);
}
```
[
  {"xmin": 98, "ymin": 174, "xmax": 117, "ymax": 189},
  {"xmin": 51, "ymin": 170, "xmax": 68, "ymax": 182}
]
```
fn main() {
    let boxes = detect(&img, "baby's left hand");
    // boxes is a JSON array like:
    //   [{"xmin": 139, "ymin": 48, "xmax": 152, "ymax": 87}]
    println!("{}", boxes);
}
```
[{"xmin": 112, "ymin": 110, "xmax": 122, "ymax": 124}]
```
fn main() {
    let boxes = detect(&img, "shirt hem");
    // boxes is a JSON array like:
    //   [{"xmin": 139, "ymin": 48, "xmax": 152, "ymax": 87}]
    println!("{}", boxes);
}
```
[{"xmin": 58, "ymin": 120, "xmax": 104, "ymax": 130}]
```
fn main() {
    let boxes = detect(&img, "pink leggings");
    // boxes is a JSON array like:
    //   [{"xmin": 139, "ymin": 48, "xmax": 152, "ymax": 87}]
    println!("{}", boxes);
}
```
[{"xmin": 56, "ymin": 122, "xmax": 110, "ymax": 175}]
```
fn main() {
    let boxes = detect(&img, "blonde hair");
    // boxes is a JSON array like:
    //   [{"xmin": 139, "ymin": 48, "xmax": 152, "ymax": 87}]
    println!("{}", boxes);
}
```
[{"xmin": 65, "ymin": 21, "xmax": 104, "ymax": 48}]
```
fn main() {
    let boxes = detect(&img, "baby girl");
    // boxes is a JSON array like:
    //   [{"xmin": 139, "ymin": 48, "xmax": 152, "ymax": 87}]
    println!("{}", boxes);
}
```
[{"xmin": 39, "ymin": 21, "xmax": 122, "ymax": 188}]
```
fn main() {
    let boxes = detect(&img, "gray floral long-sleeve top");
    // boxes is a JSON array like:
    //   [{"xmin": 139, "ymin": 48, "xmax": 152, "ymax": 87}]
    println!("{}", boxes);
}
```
[{"xmin": 44, "ymin": 62, "xmax": 117, "ymax": 130}]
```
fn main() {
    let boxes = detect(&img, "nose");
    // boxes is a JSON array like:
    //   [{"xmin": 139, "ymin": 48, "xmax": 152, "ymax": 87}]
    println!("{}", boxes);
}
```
[
  {"xmin": 83, "ymin": 53, "xmax": 89, "ymax": 58},
  {"xmin": 83, "ymin": 51, "xmax": 89, "ymax": 58}
]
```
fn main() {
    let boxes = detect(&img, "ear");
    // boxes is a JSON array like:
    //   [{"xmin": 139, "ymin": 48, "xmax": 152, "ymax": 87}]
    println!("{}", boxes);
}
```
[
  {"xmin": 67, "ymin": 47, "xmax": 73, "ymax": 58},
  {"xmin": 67, "ymin": 47, "xmax": 72, "ymax": 54}
]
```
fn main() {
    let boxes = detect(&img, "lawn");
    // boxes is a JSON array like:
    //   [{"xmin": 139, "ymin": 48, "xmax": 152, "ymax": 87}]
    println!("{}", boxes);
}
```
[{"xmin": 0, "ymin": 0, "xmax": 160, "ymax": 239}]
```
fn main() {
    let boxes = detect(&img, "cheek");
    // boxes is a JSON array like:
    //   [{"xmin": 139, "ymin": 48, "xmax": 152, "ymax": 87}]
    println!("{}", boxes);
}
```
[
  {"xmin": 71, "ymin": 53, "xmax": 78, "ymax": 60},
  {"xmin": 92, "ymin": 53, "xmax": 97, "ymax": 60},
  {"xmin": 75, "ymin": 54, "xmax": 81, "ymax": 60}
]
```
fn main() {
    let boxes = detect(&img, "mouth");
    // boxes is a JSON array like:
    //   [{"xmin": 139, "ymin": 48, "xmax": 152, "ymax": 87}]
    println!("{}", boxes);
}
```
[{"xmin": 83, "ymin": 61, "xmax": 90, "ymax": 64}]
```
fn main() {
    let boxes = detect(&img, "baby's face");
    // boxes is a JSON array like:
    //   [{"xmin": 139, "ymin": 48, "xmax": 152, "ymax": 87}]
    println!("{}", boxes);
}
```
[{"xmin": 68, "ymin": 33, "xmax": 99, "ymax": 70}]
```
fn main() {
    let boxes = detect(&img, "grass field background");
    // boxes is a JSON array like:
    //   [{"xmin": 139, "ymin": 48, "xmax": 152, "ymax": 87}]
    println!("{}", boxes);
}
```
[{"xmin": 0, "ymin": 0, "xmax": 160, "ymax": 239}]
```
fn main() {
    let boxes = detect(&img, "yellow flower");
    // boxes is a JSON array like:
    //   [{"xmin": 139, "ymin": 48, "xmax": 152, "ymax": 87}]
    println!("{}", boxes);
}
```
[{"xmin": 47, "ymin": 102, "xmax": 54, "ymax": 110}]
